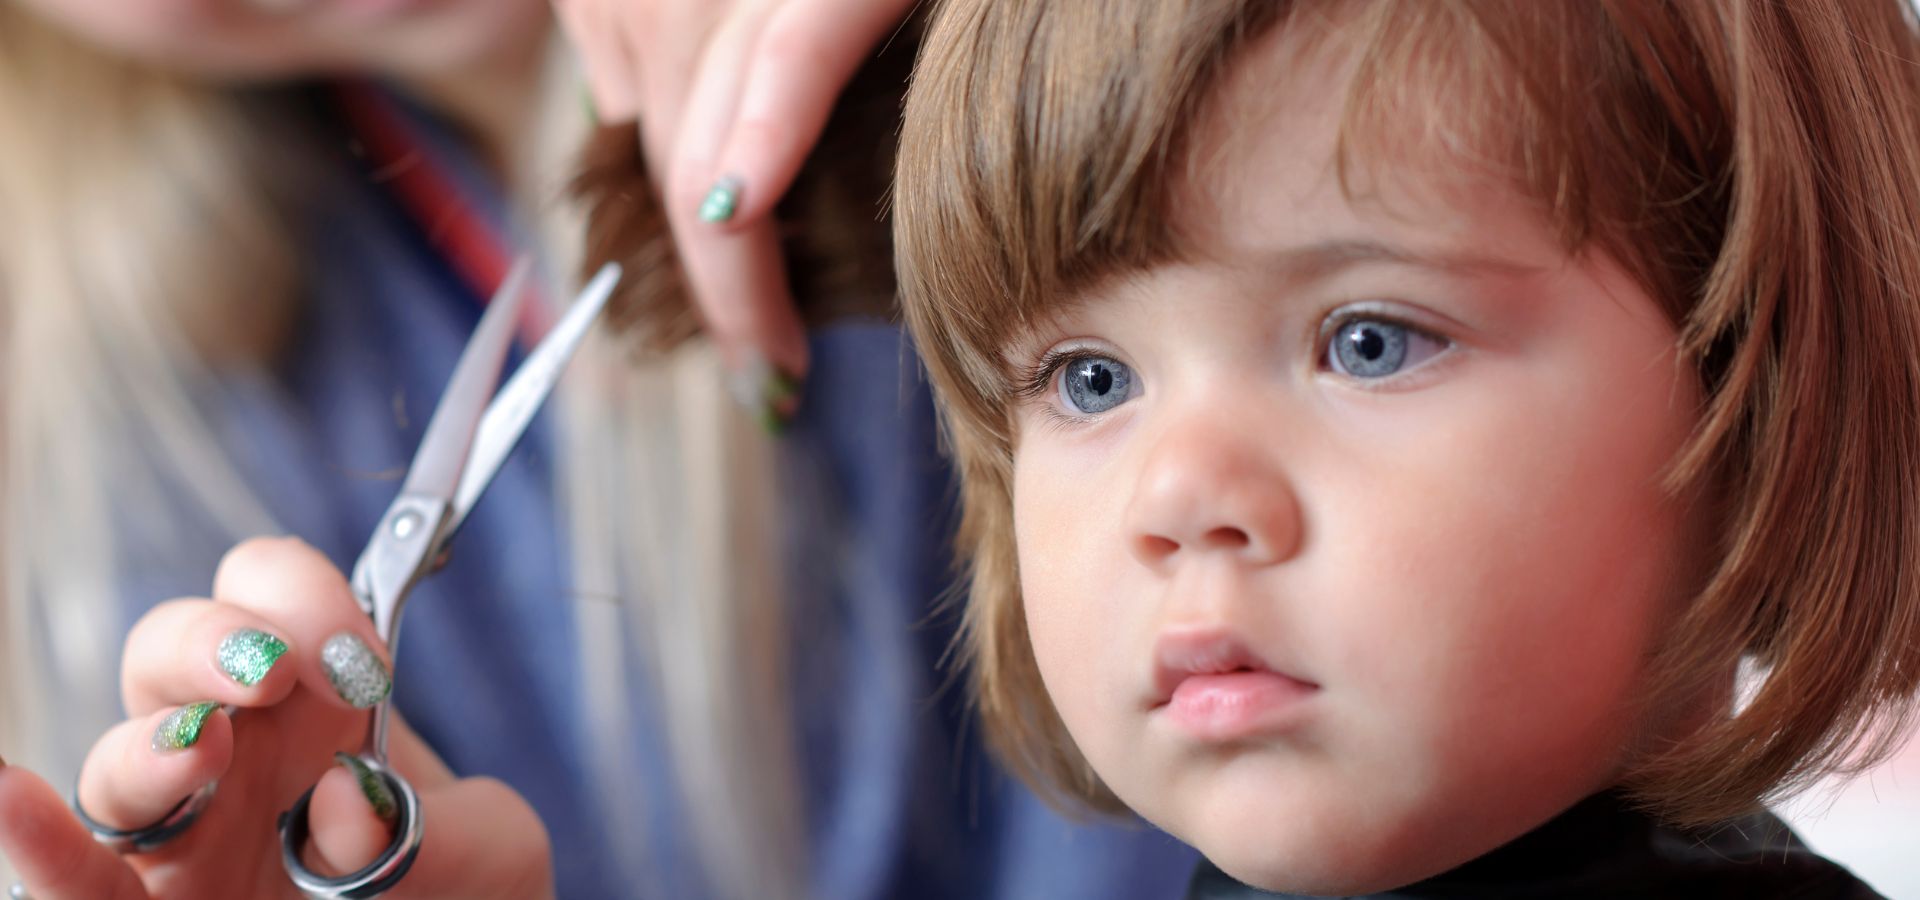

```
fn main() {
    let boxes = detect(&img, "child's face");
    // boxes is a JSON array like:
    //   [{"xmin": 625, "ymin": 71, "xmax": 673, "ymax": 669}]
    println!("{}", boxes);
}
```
[
  {"xmin": 14, "ymin": 0, "xmax": 543, "ymax": 79},
  {"xmin": 1008, "ymin": 30, "xmax": 1711, "ymax": 895}
]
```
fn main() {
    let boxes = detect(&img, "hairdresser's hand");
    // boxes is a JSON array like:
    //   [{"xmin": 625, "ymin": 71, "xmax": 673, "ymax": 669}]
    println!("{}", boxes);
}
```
[
  {"xmin": 0, "ymin": 538, "xmax": 553, "ymax": 900},
  {"xmin": 554, "ymin": 0, "xmax": 916, "ymax": 422}
]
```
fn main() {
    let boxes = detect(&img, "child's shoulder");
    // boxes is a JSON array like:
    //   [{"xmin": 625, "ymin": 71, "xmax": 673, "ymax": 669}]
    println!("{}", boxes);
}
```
[{"xmin": 1182, "ymin": 792, "xmax": 1886, "ymax": 900}]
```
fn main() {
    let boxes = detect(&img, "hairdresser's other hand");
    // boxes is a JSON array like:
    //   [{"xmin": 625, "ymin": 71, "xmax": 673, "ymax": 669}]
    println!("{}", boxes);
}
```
[
  {"xmin": 554, "ymin": 0, "xmax": 915, "ymax": 418},
  {"xmin": 0, "ymin": 538, "xmax": 552, "ymax": 900}
]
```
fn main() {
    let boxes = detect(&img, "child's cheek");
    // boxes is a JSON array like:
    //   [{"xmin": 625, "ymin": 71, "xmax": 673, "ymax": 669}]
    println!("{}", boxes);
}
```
[{"xmin": 1011, "ymin": 434, "xmax": 1140, "ymax": 752}]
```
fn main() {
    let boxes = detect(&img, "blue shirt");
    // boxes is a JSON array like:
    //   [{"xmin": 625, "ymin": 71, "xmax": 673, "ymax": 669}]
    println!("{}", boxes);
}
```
[{"xmin": 116, "ymin": 86, "xmax": 1199, "ymax": 899}]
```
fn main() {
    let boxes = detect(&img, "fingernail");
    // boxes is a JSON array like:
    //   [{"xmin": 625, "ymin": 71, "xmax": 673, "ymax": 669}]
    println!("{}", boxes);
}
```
[
  {"xmin": 320, "ymin": 632, "xmax": 391, "ymax": 709},
  {"xmin": 579, "ymin": 82, "xmax": 598, "ymax": 126},
  {"xmin": 152, "ymin": 702, "xmax": 220, "ymax": 752},
  {"xmin": 726, "ymin": 353, "xmax": 802, "ymax": 435},
  {"xmin": 334, "ymin": 753, "xmax": 399, "ymax": 823},
  {"xmin": 217, "ymin": 628, "xmax": 289, "ymax": 687},
  {"xmin": 697, "ymin": 175, "xmax": 743, "ymax": 224}
]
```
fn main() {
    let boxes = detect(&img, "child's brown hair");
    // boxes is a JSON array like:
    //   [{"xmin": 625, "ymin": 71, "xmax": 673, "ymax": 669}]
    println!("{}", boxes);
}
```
[{"xmin": 894, "ymin": 0, "xmax": 1920, "ymax": 827}]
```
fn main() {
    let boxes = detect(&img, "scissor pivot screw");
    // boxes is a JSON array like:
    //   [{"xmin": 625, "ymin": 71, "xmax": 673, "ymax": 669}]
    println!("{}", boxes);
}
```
[{"xmin": 390, "ymin": 511, "xmax": 422, "ymax": 540}]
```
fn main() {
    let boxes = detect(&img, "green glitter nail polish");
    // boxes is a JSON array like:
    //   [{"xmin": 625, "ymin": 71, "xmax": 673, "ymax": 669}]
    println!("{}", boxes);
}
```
[
  {"xmin": 334, "ymin": 752, "xmax": 399, "ymax": 823},
  {"xmin": 321, "ymin": 632, "xmax": 391, "ymax": 709},
  {"xmin": 728, "ymin": 354, "xmax": 803, "ymax": 436},
  {"xmin": 757, "ymin": 406, "xmax": 788, "ymax": 437},
  {"xmin": 217, "ymin": 628, "xmax": 288, "ymax": 687},
  {"xmin": 698, "ymin": 176, "xmax": 742, "ymax": 223},
  {"xmin": 766, "ymin": 369, "xmax": 800, "ymax": 405},
  {"xmin": 152, "ymin": 702, "xmax": 219, "ymax": 752}
]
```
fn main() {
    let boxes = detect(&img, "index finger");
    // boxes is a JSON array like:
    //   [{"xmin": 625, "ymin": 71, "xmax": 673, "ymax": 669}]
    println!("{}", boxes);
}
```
[
  {"xmin": 628, "ymin": 0, "xmax": 733, "ymax": 166},
  {"xmin": 704, "ymin": 0, "xmax": 918, "ymax": 229}
]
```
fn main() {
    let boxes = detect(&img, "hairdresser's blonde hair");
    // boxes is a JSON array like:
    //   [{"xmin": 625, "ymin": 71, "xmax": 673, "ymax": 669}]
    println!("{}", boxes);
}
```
[
  {"xmin": 0, "ymin": 7, "xmax": 813, "ymax": 897},
  {"xmin": 0, "ymin": 5, "xmax": 298, "ymax": 773},
  {"xmin": 896, "ymin": 0, "xmax": 1920, "ymax": 827}
]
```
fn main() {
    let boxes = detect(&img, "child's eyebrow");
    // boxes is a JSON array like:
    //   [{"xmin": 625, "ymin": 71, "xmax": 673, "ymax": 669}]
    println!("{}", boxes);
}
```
[{"xmin": 1251, "ymin": 238, "xmax": 1541, "ymax": 287}]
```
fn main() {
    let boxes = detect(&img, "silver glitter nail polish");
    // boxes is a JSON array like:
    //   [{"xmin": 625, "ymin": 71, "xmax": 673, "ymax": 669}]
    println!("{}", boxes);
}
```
[{"xmin": 320, "ymin": 632, "xmax": 391, "ymax": 709}]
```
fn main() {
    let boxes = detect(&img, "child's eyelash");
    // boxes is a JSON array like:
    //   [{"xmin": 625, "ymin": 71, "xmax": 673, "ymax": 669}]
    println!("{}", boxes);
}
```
[
  {"xmin": 1315, "ymin": 308, "xmax": 1454, "ymax": 373},
  {"xmin": 1012, "ymin": 309, "xmax": 1446, "ymax": 404},
  {"xmin": 1316, "ymin": 309, "xmax": 1423, "ymax": 350},
  {"xmin": 1011, "ymin": 348, "xmax": 1081, "ymax": 402}
]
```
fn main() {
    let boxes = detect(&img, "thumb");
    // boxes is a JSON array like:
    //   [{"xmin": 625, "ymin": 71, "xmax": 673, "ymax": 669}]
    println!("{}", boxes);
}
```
[
  {"xmin": 297, "ymin": 710, "xmax": 453, "ymax": 879},
  {"xmin": 302, "ymin": 714, "xmax": 547, "ymax": 900},
  {"xmin": 303, "ymin": 754, "xmax": 400, "ymax": 878}
]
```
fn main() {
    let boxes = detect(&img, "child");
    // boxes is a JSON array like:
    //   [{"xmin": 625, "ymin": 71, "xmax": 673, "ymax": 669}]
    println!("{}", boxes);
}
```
[{"xmin": 894, "ymin": 0, "xmax": 1920, "ymax": 896}]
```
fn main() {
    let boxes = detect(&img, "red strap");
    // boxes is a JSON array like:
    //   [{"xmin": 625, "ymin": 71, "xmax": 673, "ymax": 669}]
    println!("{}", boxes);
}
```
[{"xmin": 335, "ymin": 82, "xmax": 554, "ymax": 343}]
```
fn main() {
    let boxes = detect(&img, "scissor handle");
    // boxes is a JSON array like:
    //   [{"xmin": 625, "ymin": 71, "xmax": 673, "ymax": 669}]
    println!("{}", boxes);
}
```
[
  {"xmin": 73, "ymin": 778, "xmax": 220, "ymax": 853},
  {"xmin": 277, "ymin": 752, "xmax": 424, "ymax": 900}
]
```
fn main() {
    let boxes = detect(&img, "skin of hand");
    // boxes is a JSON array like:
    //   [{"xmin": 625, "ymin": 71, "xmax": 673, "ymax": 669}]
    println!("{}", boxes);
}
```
[
  {"xmin": 551, "ymin": 0, "xmax": 918, "ymax": 414},
  {"xmin": 0, "ymin": 538, "xmax": 554, "ymax": 900}
]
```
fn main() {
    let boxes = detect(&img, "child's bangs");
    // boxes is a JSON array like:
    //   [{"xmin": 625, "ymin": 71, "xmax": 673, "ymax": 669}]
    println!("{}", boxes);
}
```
[
  {"xmin": 898, "ymin": 0, "xmax": 1719, "ymax": 415},
  {"xmin": 896, "ymin": 0, "xmax": 1284, "ymax": 411},
  {"xmin": 1339, "ymin": 2, "xmax": 1724, "ymax": 331}
]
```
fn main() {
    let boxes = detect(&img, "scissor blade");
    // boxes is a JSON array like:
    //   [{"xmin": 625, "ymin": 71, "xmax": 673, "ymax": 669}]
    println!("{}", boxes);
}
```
[
  {"xmin": 400, "ymin": 256, "xmax": 534, "ymax": 503},
  {"xmin": 445, "ymin": 262, "xmax": 621, "ymax": 536}
]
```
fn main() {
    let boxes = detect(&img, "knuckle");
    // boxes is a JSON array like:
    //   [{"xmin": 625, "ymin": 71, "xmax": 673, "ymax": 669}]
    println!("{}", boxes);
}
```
[
  {"xmin": 624, "ymin": 2, "xmax": 662, "ymax": 38},
  {"xmin": 463, "ymin": 775, "xmax": 523, "ymax": 808},
  {"xmin": 757, "ymin": 8, "xmax": 838, "ymax": 74},
  {"xmin": 126, "ymin": 597, "xmax": 200, "ymax": 639},
  {"xmin": 729, "ymin": 117, "xmax": 793, "ymax": 158},
  {"xmin": 216, "ymin": 534, "xmax": 310, "ymax": 579},
  {"xmin": 214, "ymin": 535, "xmax": 343, "ymax": 599},
  {"xmin": 40, "ymin": 827, "xmax": 98, "ymax": 894},
  {"xmin": 120, "ymin": 600, "xmax": 200, "ymax": 697},
  {"xmin": 664, "ymin": 168, "xmax": 715, "ymax": 224},
  {"xmin": 467, "ymin": 777, "xmax": 546, "ymax": 833}
]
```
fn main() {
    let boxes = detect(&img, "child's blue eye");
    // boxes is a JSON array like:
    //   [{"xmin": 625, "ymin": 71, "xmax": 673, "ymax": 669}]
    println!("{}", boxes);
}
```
[
  {"xmin": 1059, "ymin": 355, "xmax": 1135, "ymax": 414},
  {"xmin": 1326, "ymin": 316, "xmax": 1448, "ymax": 379}
]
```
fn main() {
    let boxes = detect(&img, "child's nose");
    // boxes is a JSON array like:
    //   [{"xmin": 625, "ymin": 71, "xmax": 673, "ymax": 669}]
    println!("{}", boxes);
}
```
[{"xmin": 1122, "ymin": 417, "xmax": 1302, "ymax": 572}]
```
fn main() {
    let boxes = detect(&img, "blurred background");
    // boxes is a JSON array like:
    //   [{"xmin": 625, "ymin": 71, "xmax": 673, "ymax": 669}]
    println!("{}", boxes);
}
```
[{"xmin": 1779, "ymin": 722, "xmax": 1920, "ymax": 897}]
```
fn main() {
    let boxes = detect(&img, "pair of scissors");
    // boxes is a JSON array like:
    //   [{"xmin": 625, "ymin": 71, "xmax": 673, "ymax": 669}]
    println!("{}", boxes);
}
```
[
  {"xmin": 274, "ymin": 257, "xmax": 621, "ymax": 898},
  {"xmin": 274, "ymin": 255, "xmax": 618, "ymax": 894},
  {"xmin": 55, "ymin": 258, "xmax": 620, "ymax": 900}
]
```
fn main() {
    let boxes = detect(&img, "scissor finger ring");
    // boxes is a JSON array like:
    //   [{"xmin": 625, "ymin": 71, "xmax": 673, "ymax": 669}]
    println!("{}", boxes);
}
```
[
  {"xmin": 71, "ymin": 778, "xmax": 220, "ymax": 853},
  {"xmin": 278, "ymin": 754, "xmax": 424, "ymax": 900}
]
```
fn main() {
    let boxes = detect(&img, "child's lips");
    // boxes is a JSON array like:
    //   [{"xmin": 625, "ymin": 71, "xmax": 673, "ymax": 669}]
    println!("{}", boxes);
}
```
[{"xmin": 1148, "ymin": 626, "xmax": 1319, "ymax": 740}]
